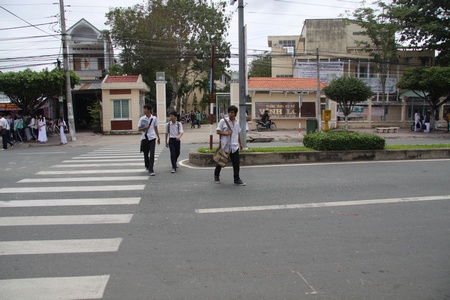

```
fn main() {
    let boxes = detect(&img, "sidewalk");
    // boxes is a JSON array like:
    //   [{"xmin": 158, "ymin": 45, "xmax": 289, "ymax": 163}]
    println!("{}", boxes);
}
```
[{"xmin": 16, "ymin": 124, "xmax": 450, "ymax": 148}]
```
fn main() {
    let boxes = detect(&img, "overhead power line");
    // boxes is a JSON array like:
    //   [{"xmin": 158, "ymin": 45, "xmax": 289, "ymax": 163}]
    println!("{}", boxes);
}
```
[
  {"xmin": 0, "ymin": 21, "xmax": 58, "ymax": 31},
  {"xmin": 0, "ymin": 5, "xmax": 59, "ymax": 39}
]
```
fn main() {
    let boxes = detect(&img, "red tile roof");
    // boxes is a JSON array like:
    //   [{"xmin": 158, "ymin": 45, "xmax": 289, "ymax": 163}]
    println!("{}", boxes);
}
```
[
  {"xmin": 104, "ymin": 75, "xmax": 140, "ymax": 83},
  {"xmin": 248, "ymin": 77, "xmax": 326, "ymax": 90}
]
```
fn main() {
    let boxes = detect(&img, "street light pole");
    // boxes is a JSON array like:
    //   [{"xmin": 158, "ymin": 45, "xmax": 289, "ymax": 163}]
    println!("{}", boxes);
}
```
[
  {"xmin": 209, "ymin": 42, "xmax": 215, "ymax": 150},
  {"xmin": 59, "ymin": 0, "xmax": 76, "ymax": 141},
  {"xmin": 238, "ymin": 0, "xmax": 247, "ymax": 148}
]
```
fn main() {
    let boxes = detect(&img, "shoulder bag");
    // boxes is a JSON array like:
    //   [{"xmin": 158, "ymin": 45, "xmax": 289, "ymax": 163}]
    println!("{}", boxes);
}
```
[{"xmin": 213, "ymin": 119, "xmax": 232, "ymax": 167}]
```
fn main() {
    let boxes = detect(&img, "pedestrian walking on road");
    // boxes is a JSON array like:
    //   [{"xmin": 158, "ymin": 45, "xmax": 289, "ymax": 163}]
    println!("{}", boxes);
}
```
[
  {"xmin": 138, "ymin": 104, "xmax": 160, "ymax": 176},
  {"xmin": 165, "ymin": 111, "xmax": 184, "ymax": 173},
  {"xmin": 214, "ymin": 105, "xmax": 246, "ymax": 186},
  {"xmin": 0, "ymin": 113, "xmax": 14, "ymax": 150}
]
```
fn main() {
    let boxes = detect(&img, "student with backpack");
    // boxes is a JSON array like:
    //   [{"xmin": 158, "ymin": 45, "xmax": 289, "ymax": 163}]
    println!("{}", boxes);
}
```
[{"xmin": 165, "ymin": 111, "xmax": 184, "ymax": 173}]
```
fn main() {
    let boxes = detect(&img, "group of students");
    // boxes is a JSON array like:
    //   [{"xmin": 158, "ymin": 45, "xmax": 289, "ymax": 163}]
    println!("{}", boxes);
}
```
[
  {"xmin": 0, "ymin": 113, "xmax": 68, "ymax": 150},
  {"xmin": 138, "ymin": 104, "xmax": 245, "ymax": 185},
  {"xmin": 414, "ymin": 109, "xmax": 435, "ymax": 133}
]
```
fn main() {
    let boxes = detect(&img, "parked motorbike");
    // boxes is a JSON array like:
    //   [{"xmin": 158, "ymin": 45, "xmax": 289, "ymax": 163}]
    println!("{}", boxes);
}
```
[{"xmin": 256, "ymin": 120, "xmax": 277, "ymax": 131}]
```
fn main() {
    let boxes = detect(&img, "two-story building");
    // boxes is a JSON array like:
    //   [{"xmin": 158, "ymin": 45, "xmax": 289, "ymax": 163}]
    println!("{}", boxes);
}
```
[
  {"xmin": 66, "ymin": 18, "xmax": 115, "ymax": 129},
  {"xmin": 264, "ymin": 19, "xmax": 445, "ymax": 128}
]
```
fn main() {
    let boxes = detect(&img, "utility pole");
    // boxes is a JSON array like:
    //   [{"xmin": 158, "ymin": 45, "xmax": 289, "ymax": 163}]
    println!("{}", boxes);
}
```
[
  {"xmin": 209, "ymin": 43, "xmax": 215, "ymax": 150},
  {"xmin": 316, "ymin": 48, "xmax": 321, "ymax": 131},
  {"xmin": 59, "ymin": 0, "xmax": 76, "ymax": 141},
  {"xmin": 238, "ymin": 0, "xmax": 246, "ymax": 148}
]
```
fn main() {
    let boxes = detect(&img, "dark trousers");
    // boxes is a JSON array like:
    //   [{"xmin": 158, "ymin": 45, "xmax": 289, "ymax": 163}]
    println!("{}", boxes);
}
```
[
  {"xmin": 15, "ymin": 128, "xmax": 23, "ymax": 143},
  {"xmin": 2, "ymin": 130, "xmax": 13, "ymax": 149},
  {"xmin": 169, "ymin": 138, "xmax": 181, "ymax": 169},
  {"xmin": 141, "ymin": 138, "xmax": 156, "ymax": 172},
  {"xmin": 214, "ymin": 149, "xmax": 240, "ymax": 181}
]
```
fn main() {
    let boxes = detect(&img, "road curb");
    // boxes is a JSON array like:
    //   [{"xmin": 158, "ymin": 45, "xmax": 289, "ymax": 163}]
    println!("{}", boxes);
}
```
[{"xmin": 189, "ymin": 148, "xmax": 450, "ymax": 167}]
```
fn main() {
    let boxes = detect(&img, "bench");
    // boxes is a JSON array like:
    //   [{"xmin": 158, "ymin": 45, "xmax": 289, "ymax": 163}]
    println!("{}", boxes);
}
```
[{"xmin": 376, "ymin": 127, "xmax": 400, "ymax": 133}]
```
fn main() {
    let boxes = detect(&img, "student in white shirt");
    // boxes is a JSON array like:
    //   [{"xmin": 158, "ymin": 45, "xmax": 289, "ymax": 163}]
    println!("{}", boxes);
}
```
[
  {"xmin": 214, "ymin": 105, "xmax": 245, "ymax": 186},
  {"xmin": 138, "ymin": 104, "xmax": 160, "ymax": 176},
  {"xmin": 165, "ymin": 111, "xmax": 184, "ymax": 173}
]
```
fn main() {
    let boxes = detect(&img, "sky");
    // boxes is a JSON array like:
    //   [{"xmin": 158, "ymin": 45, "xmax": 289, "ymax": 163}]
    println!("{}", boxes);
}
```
[{"xmin": 0, "ymin": 0, "xmax": 373, "ymax": 73}]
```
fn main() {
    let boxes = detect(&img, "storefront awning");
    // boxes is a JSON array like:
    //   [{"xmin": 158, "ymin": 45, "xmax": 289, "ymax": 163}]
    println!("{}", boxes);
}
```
[{"xmin": 399, "ymin": 90, "xmax": 428, "ymax": 99}]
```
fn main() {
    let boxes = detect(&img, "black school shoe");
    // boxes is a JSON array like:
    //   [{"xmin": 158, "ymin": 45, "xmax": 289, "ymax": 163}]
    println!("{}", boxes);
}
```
[{"xmin": 234, "ymin": 179, "xmax": 246, "ymax": 186}]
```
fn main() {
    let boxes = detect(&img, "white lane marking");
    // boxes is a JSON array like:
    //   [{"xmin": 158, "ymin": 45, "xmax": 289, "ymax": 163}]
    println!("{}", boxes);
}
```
[
  {"xmin": 293, "ymin": 271, "xmax": 318, "ymax": 295},
  {"xmin": 18, "ymin": 152, "xmax": 67, "ymax": 155},
  {"xmin": 37, "ymin": 169, "xmax": 144, "ymax": 175},
  {"xmin": 196, "ymin": 195, "xmax": 450, "ymax": 214},
  {"xmin": 0, "ymin": 185, "xmax": 145, "ymax": 194},
  {"xmin": 0, "ymin": 214, "xmax": 133, "ymax": 226},
  {"xmin": 0, "ymin": 238, "xmax": 122, "ymax": 255},
  {"xmin": 0, "ymin": 197, "xmax": 141, "ymax": 207},
  {"xmin": 62, "ymin": 158, "xmax": 142, "ymax": 162},
  {"xmin": 51, "ymin": 163, "xmax": 143, "ymax": 168},
  {"xmin": 19, "ymin": 176, "xmax": 148, "ymax": 183},
  {"xmin": 36, "ymin": 170, "xmax": 148, "ymax": 175},
  {"xmin": 74, "ymin": 155, "xmax": 142, "ymax": 159},
  {"xmin": 180, "ymin": 158, "xmax": 450, "ymax": 169},
  {"xmin": 0, "ymin": 275, "xmax": 110, "ymax": 300}
]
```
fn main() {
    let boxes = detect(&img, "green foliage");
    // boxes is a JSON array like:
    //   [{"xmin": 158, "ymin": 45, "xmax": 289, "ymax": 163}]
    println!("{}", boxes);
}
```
[
  {"xmin": 198, "ymin": 146, "xmax": 310, "ymax": 153},
  {"xmin": 0, "ymin": 68, "xmax": 80, "ymax": 115},
  {"xmin": 387, "ymin": 0, "xmax": 450, "ymax": 66},
  {"xmin": 322, "ymin": 76, "xmax": 373, "ymax": 129},
  {"xmin": 106, "ymin": 0, "xmax": 231, "ymax": 109},
  {"xmin": 87, "ymin": 99, "xmax": 102, "ymax": 131},
  {"xmin": 248, "ymin": 54, "xmax": 271, "ymax": 77},
  {"xmin": 303, "ymin": 131, "xmax": 386, "ymax": 151},
  {"xmin": 397, "ymin": 67, "xmax": 450, "ymax": 111}
]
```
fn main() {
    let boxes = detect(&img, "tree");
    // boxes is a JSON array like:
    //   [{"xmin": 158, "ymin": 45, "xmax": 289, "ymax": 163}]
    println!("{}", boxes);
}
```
[
  {"xmin": 248, "ymin": 54, "xmax": 271, "ymax": 77},
  {"xmin": 0, "ymin": 68, "xmax": 79, "ymax": 115},
  {"xmin": 106, "ymin": 0, "xmax": 231, "ymax": 115},
  {"xmin": 388, "ymin": 0, "xmax": 450, "ymax": 66},
  {"xmin": 323, "ymin": 77, "xmax": 373, "ymax": 130},
  {"xmin": 397, "ymin": 66, "xmax": 450, "ymax": 130},
  {"xmin": 348, "ymin": 2, "xmax": 399, "ymax": 116}
]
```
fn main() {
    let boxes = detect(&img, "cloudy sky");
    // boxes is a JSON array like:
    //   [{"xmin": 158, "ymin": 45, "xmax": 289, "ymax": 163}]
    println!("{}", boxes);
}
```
[{"xmin": 0, "ymin": 0, "xmax": 374, "ymax": 72}]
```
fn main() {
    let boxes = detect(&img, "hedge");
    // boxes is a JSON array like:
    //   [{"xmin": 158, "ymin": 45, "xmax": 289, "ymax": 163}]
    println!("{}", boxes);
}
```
[{"xmin": 303, "ymin": 131, "xmax": 386, "ymax": 151}]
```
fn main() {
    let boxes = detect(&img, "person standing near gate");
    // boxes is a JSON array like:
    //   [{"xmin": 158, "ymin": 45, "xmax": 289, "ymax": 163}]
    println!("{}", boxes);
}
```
[
  {"xmin": 165, "ymin": 111, "xmax": 184, "ymax": 173},
  {"xmin": 138, "ymin": 104, "xmax": 160, "ymax": 176}
]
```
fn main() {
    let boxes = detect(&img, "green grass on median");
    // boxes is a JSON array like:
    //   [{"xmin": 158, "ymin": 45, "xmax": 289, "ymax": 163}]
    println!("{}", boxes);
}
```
[{"xmin": 198, "ymin": 144, "xmax": 450, "ymax": 153}]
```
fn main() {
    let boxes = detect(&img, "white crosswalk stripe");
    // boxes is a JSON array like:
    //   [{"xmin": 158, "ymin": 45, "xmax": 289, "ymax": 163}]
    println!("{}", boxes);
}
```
[
  {"xmin": 0, "ymin": 275, "xmax": 110, "ymax": 300},
  {"xmin": 0, "ymin": 197, "xmax": 141, "ymax": 207},
  {"xmin": 0, "ymin": 214, "xmax": 133, "ymax": 226},
  {"xmin": 0, "ymin": 145, "xmax": 165, "ymax": 298},
  {"xmin": 0, "ymin": 238, "xmax": 122, "ymax": 255},
  {"xmin": 19, "ymin": 176, "xmax": 149, "ymax": 183}
]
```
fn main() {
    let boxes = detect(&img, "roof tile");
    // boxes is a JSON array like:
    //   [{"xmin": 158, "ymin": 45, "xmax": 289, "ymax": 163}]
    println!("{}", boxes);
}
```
[{"xmin": 104, "ymin": 75, "xmax": 140, "ymax": 83}]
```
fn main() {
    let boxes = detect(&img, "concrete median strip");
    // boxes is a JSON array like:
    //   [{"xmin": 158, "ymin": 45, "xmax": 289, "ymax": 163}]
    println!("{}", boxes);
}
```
[{"xmin": 189, "ymin": 148, "xmax": 450, "ymax": 167}]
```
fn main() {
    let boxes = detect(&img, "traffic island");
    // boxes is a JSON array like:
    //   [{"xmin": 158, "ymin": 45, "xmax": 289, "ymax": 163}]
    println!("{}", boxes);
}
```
[{"xmin": 189, "ymin": 149, "xmax": 450, "ymax": 167}]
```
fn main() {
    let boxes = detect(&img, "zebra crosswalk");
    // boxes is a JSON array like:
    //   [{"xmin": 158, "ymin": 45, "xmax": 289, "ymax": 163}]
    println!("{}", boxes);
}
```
[{"xmin": 0, "ymin": 145, "xmax": 165, "ymax": 299}]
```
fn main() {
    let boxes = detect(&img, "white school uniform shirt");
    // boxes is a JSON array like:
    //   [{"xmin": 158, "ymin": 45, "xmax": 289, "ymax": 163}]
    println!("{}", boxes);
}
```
[
  {"xmin": 217, "ymin": 117, "xmax": 241, "ymax": 153},
  {"xmin": 0, "ymin": 117, "xmax": 8, "ymax": 130},
  {"xmin": 166, "ymin": 121, "xmax": 184, "ymax": 138},
  {"xmin": 138, "ymin": 114, "xmax": 159, "ymax": 140}
]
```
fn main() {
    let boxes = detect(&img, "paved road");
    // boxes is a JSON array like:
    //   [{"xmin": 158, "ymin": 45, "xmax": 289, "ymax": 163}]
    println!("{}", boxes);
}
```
[{"xmin": 0, "ymin": 128, "xmax": 449, "ymax": 299}]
